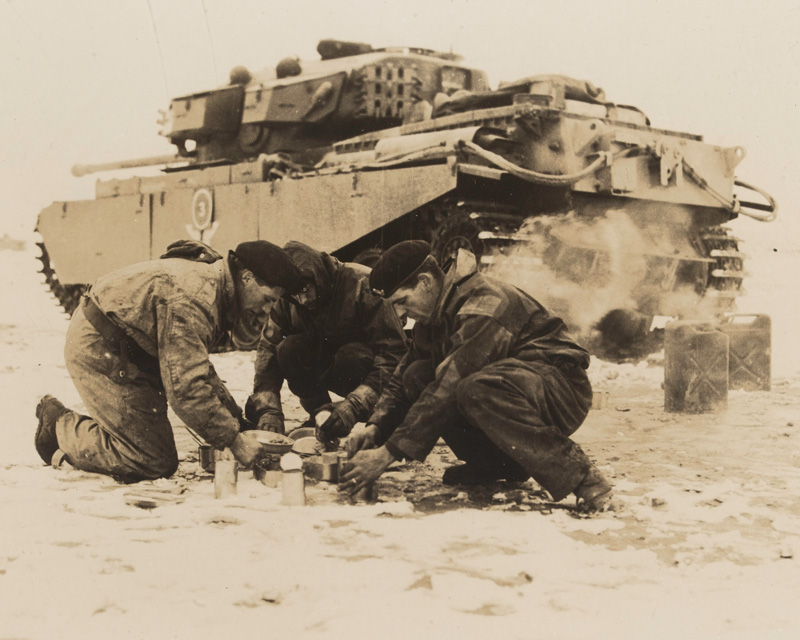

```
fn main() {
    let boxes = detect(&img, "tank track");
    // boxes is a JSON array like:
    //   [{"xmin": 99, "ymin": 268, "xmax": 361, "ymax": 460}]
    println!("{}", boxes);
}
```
[
  {"xmin": 426, "ymin": 204, "xmax": 746, "ymax": 310},
  {"xmin": 699, "ymin": 225, "xmax": 745, "ymax": 314},
  {"xmin": 35, "ymin": 240, "xmax": 86, "ymax": 315},
  {"xmin": 421, "ymin": 205, "xmax": 747, "ymax": 361}
]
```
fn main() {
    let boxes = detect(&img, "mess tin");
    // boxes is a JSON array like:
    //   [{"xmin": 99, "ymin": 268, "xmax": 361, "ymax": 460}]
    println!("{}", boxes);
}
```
[{"xmin": 251, "ymin": 430, "xmax": 295, "ymax": 454}]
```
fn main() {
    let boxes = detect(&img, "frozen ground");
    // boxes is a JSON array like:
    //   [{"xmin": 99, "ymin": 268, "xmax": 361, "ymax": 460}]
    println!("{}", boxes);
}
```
[{"xmin": 1, "ymin": 238, "xmax": 799, "ymax": 640}]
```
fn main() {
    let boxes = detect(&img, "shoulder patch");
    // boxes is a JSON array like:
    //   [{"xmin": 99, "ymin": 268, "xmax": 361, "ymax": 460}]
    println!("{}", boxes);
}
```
[{"xmin": 457, "ymin": 293, "xmax": 503, "ymax": 318}]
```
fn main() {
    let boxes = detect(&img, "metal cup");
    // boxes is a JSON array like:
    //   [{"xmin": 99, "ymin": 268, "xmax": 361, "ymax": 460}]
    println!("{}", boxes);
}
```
[
  {"xmin": 214, "ymin": 460, "xmax": 238, "ymax": 498},
  {"xmin": 198, "ymin": 444, "xmax": 215, "ymax": 472},
  {"xmin": 281, "ymin": 469, "xmax": 306, "ymax": 506},
  {"xmin": 321, "ymin": 452, "xmax": 339, "ymax": 483}
]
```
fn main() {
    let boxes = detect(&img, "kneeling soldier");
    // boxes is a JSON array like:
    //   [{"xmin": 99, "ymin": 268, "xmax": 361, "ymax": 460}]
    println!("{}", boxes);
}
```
[
  {"xmin": 341, "ymin": 240, "xmax": 613, "ymax": 512},
  {"xmin": 35, "ymin": 240, "xmax": 302, "ymax": 482},
  {"xmin": 246, "ymin": 241, "xmax": 406, "ymax": 444}
]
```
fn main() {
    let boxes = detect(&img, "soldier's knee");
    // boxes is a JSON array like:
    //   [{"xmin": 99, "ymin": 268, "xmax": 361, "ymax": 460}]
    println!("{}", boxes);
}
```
[
  {"xmin": 331, "ymin": 343, "xmax": 373, "ymax": 385},
  {"xmin": 276, "ymin": 334, "xmax": 316, "ymax": 373},
  {"xmin": 455, "ymin": 372, "xmax": 487, "ymax": 414},
  {"xmin": 137, "ymin": 452, "xmax": 179, "ymax": 481}
]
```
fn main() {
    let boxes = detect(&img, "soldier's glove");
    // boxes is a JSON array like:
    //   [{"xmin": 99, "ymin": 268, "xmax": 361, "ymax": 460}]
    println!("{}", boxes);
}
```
[
  {"xmin": 238, "ymin": 414, "xmax": 257, "ymax": 432},
  {"xmin": 317, "ymin": 398, "xmax": 359, "ymax": 443},
  {"xmin": 257, "ymin": 413, "xmax": 285, "ymax": 434}
]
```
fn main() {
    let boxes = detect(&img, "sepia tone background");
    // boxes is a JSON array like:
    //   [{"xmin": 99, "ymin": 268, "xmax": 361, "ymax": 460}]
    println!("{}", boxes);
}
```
[{"xmin": 1, "ymin": 1, "xmax": 799, "ymax": 638}]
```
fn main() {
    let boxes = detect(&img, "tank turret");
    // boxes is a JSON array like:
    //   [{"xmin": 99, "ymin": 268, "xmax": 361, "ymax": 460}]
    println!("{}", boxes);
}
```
[{"xmin": 159, "ymin": 39, "xmax": 490, "ymax": 165}]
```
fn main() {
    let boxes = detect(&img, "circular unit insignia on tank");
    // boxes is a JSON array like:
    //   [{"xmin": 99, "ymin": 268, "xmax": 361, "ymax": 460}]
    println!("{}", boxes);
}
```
[{"xmin": 191, "ymin": 188, "xmax": 214, "ymax": 231}]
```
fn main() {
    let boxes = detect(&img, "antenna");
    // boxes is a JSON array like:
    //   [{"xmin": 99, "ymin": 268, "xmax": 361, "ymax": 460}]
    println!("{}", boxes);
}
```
[
  {"xmin": 145, "ymin": 0, "xmax": 170, "ymax": 101},
  {"xmin": 200, "ymin": 0, "xmax": 220, "ymax": 85}
]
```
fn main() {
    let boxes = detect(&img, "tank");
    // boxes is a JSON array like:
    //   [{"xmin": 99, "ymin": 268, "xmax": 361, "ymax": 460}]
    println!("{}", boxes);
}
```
[{"xmin": 35, "ymin": 39, "xmax": 777, "ymax": 359}]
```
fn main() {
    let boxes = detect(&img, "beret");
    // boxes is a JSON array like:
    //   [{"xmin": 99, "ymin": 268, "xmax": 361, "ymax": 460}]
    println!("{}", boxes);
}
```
[
  {"xmin": 231, "ymin": 240, "xmax": 303, "ymax": 294},
  {"xmin": 369, "ymin": 240, "xmax": 432, "ymax": 298}
]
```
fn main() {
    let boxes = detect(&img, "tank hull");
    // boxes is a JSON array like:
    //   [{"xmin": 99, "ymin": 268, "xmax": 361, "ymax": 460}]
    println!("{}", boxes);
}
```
[{"xmin": 36, "ymin": 41, "xmax": 775, "ymax": 360}]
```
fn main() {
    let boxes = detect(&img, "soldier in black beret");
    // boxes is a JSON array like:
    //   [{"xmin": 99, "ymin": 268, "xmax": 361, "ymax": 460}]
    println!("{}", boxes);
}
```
[
  {"xmin": 34, "ymin": 239, "xmax": 301, "ymax": 482},
  {"xmin": 246, "ymin": 241, "xmax": 407, "ymax": 444},
  {"xmin": 341, "ymin": 240, "xmax": 614, "ymax": 512}
]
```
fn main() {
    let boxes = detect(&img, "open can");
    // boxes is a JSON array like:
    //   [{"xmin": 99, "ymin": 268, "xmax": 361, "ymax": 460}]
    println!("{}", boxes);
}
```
[{"xmin": 198, "ymin": 444, "xmax": 215, "ymax": 472}]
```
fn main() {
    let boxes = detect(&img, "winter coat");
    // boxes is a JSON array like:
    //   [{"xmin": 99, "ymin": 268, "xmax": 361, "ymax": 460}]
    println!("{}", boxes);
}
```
[
  {"xmin": 249, "ymin": 241, "xmax": 406, "ymax": 425},
  {"xmin": 369, "ymin": 249, "xmax": 591, "ymax": 461},
  {"xmin": 88, "ymin": 255, "xmax": 241, "ymax": 449}
]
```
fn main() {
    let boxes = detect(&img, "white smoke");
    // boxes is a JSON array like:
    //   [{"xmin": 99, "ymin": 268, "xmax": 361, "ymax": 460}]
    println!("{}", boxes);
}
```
[{"xmin": 487, "ymin": 208, "xmax": 708, "ymax": 344}]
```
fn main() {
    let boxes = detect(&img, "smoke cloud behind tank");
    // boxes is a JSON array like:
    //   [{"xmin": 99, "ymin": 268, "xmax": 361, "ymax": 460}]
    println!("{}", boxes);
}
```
[{"xmin": 486, "ymin": 207, "xmax": 713, "ymax": 357}]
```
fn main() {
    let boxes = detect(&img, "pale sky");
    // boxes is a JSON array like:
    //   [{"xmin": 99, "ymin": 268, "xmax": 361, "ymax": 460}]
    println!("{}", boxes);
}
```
[{"xmin": 1, "ymin": 0, "xmax": 798, "ymax": 247}]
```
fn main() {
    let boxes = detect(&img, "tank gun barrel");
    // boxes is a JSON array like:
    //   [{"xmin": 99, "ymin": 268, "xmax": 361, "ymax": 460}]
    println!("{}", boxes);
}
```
[{"xmin": 71, "ymin": 154, "xmax": 187, "ymax": 177}]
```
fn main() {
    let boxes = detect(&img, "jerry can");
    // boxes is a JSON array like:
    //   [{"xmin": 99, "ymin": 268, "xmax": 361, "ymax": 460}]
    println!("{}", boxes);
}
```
[
  {"xmin": 719, "ymin": 314, "xmax": 771, "ymax": 391},
  {"xmin": 664, "ymin": 321, "xmax": 729, "ymax": 413}
]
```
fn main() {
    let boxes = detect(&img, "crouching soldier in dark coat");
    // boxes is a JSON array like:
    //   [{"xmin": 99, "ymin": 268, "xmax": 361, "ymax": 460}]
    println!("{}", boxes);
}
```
[
  {"xmin": 341, "ymin": 240, "xmax": 614, "ymax": 512},
  {"xmin": 246, "ymin": 241, "xmax": 406, "ymax": 443},
  {"xmin": 34, "ymin": 240, "xmax": 303, "ymax": 482}
]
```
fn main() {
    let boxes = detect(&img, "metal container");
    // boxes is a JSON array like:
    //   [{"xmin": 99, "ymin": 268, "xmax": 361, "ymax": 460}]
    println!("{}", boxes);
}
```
[
  {"xmin": 251, "ymin": 431, "xmax": 295, "ymax": 455},
  {"xmin": 253, "ymin": 456, "xmax": 283, "ymax": 487},
  {"xmin": 304, "ymin": 452, "xmax": 340, "ymax": 482},
  {"xmin": 720, "ymin": 314, "xmax": 771, "ymax": 391},
  {"xmin": 592, "ymin": 390, "xmax": 609, "ymax": 410},
  {"xmin": 336, "ymin": 451, "xmax": 376, "ymax": 502},
  {"xmin": 321, "ymin": 452, "xmax": 339, "ymax": 482},
  {"xmin": 214, "ymin": 460, "xmax": 238, "ymax": 498},
  {"xmin": 281, "ymin": 469, "xmax": 306, "ymax": 506},
  {"xmin": 664, "ymin": 321, "xmax": 729, "ymax": 413},
  {"xmin": 198, "ymin": 444, "xmax": 215, "ymax": 472}
]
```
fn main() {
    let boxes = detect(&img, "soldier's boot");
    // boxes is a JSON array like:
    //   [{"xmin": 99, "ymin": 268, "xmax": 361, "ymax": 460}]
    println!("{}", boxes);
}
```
[
  {"xmin": 35, "ymin": 395, "xmax": 70, "ymax": 464},
  {"xmin": 574, "ymin": 464, "xmax": 614, "ymax": 513},
  {"xmin": 442, "ymin": 463, "xmax": 530, "ymax": 486}
]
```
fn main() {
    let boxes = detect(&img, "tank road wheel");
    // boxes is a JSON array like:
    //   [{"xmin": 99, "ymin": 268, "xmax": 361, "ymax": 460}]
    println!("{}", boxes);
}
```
[
  {"xmin": 430, "ymin": 214, "xmax": 486, "ymax": 265},
  {"xmin": 35, "ymin": 240, "xmax": 87, "ymax": 316}
]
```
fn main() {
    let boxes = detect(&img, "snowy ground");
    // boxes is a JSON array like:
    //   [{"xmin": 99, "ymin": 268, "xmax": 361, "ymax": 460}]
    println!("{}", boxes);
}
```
[{"xmin": 2, "ymin": 238, "xmax": 799, "ymax": 640}]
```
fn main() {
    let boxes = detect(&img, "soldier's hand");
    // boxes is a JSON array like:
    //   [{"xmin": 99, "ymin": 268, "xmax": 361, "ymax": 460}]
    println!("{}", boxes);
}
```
[
  {"xmin": 317, "ymin": 399, "xmax": 359, "ymax": 442},
  {"xmin": 230, "ymin": 431, "xmax": 264, "ymax": 468},
  {"xmin": 339, "ymin": 446, "xmax": 395, "ymax": 495},
  {"xmin": 257, "ymin": 414, "xmax": 284, "ymax": 434},
  {"xmin": 346, "ymin": 423, "xmax": 380, "ymax": 456},
  {"xmin": 237, "ymin": 414, "xmax": 257, "ymax": 431}
]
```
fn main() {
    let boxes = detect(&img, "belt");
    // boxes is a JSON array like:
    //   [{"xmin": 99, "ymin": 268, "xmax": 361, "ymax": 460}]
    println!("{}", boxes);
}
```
[{"xmin": 82, "ymin": 296, "xmax": 158, "ymax": 380}]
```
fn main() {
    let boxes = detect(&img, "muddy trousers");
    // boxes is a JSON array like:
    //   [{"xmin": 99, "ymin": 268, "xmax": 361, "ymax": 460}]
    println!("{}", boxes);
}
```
[
  {"xmin": 404, "ymin": 358, "xmax": 594, "ymax": 501},
  {"xmin": 56, "ymin": 304, "xmax": 178, "ymax": 482},
  {"xmin": 276, "ymin": 334, "xmax": 373, "ymax": 413}
]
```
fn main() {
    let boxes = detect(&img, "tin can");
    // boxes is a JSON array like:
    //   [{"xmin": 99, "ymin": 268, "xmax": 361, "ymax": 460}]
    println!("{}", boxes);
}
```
[
  {"xmin": 198, "ymin": 444, "xmax": 215, "ymax": 472},
  {"xmin": 664, "ymin": 320, "xmax": 729, "ymax": 413},
  {"xmin": 321, "ymin": 452, "xmax": 339, "ymax": 483},
  {"xmin": 336, "ymin": 451, "xmax": 376, "ymax": 502},
  {"xmin": 336, "ymin": 451, "xmax": 350, "ymax": 482},
  {"xmin": 353, "ymin": 483, "xmax": 376, "ymax": 503},
  {"xmin": 214, "ymin": 460, "xmax": 238, "ymax": 498},
  {"xmin": 281, "ymin": 469, "xmax": 306, "ymax": 506},
  {"xmin": 592, "ymin": 390, "xmax": 609, "ymax": 410}
]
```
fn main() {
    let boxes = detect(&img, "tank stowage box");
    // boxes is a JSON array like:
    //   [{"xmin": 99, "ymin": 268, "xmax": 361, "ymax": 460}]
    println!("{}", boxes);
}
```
[
  {"xmin": 664, "ymin": 321, "xmax": 729, "ymax": 413},
  {"xmin": 720, "ymin": 314, "xmax": 771, "ymax": 391}
]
